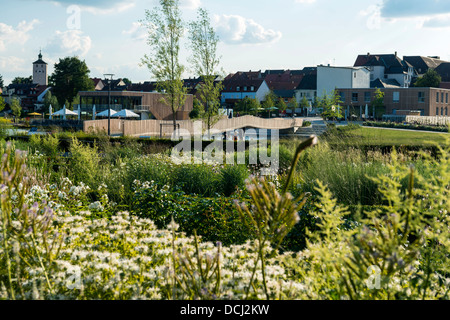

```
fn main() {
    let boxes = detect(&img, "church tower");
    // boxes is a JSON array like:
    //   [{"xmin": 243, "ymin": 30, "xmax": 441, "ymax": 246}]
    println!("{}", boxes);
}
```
[{"xmin": 33, "ymin": 51, "xmax": 48, "ymax": 86}]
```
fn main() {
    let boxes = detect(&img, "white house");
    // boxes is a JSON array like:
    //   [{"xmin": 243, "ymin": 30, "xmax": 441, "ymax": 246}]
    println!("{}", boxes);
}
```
[
  {"xmin": 316, "ymin": 65, "xmax": 371, "ymax": 98},
  {"xmin": 221, "ymin": 72, "xmax": 271, "ymax": 106}
]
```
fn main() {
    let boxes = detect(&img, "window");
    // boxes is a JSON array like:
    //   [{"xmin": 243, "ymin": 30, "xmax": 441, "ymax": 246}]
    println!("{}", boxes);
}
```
[
  {"xmin": 442, "ymin": 107, "xmax": 444, "ymax": 116},
  {"xmin": 446, "ymin": 107, "xmax": 448, "ymax": 116},
  {"xmin": 436, "ymin": 107, "xmax": 439, "ymax": 115},
  {"xmin": 447, "ymin": 93, "xmax": 449, "ymax": 104},
  {"xmin": 436, "ymin": 92, "xmax": 439, "ymax": 103},
  {"xmin": 352, "ymin": 92, "xmax": 358, "ymax": 102},
  {"xmin": 236, "ymin": 86, "xmax": 240, "ymax": 91},
  {"xmin": 442, "ymin": 92, "xmax": 444, "ymax": 103},
  {"xmin": 354, "ymin": 73, "xmax": 357, "ymax": 78},
  {"xmin": 244, "ymin": 86, "xmax": 247, "ymax": 91},
  {"xmin": 251, "ymin": 86, "xmax": 254, "ymax": 91},
  {"xmin": 418, "ymin": 92, "xmax": 425, "ymax": 103},
  {"xmin": 364, "ymin": 92, "xmax": 371, "ymax": 103},
  {"xmin": 393, "ymin": 92, "xmax": 400, "ymax": 103},
  {"xmin": 340, "ymin": 92, "xmax": 345, "ymax": 102}
]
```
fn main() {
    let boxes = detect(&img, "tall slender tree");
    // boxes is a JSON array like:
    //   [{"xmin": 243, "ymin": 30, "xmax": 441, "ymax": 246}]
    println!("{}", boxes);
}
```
[
  {"xmin": 141, "ymin": 0, "xmax": 187, "ymax": 136},
  {"xmin": 188, "ymin": 8, "xmax": 223, "ymax": 135},
  {"xmin": 0, "ymin": 74, "xmax": 4, "ymax": 88}
]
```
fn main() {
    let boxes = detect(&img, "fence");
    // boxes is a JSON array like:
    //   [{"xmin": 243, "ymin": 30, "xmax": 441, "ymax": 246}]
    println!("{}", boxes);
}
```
[
  {"xmin": 83, "ymin": 116, "xmax": 304, "ymax": 137},
  {"xmin": 405, "ymin": 116, "xmax": 450, "ymax": 127}
]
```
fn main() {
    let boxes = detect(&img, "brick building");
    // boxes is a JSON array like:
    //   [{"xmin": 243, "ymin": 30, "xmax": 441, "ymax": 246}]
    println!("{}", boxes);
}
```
[{"xmin": 337, "ymin": 87, "xmax": 450, "ymax": 117}]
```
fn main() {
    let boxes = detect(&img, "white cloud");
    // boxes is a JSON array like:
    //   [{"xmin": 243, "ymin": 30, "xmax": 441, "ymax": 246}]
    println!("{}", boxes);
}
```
[
  {"xmin": 180, "ymin": 0, "xmax": 201, "ymax": 10},
  {"xmin": 0, "ymin": 56, "xmax": 27, "ymax": 72},
  {"xmin": 45, "ymin": 30, "xmax": 92, "ymax": 57},
  {"xmin": 0, "ymin": 20, "xmax": 39, "ymax": 51},
  {"xmin": 81, "ymin": 2, "xmax": 136, "ymax": 15},
  {"xmin": 359, "ymin": 5, "xmax": 382, "ymax": 30},
  {"xmin": 122, "ymin": 22, "xmax": 147, "ymax": 41},
  {"xmin": 213, "ymin": 14, "xmax": 282, "ymax": 45},
  {"xmin": 422, "ymin": 14, "xmax": 450, "ymax": 29}
]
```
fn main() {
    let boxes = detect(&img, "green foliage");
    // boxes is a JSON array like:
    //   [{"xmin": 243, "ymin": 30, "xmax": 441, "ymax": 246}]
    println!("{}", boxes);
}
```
[
  {"xmin": 10, "ymin": 98, "xmax": 22, "ymax": 118},
  {"xmin": 43, "ymin": 90, "xmax": 59, "ymax": 112},
  {"xmin": 0, "ymin": 96, "xmax": 6, "ymax": 113},
  {"xmin": 371, "ymin": 88, "xmax": 385, "ymax": 119},
  {"xmin": 219, "ymin": 164, "xmax": 248, "ymax": 197},
  {"xmin": 11, "ymin": 76, "xmax": 32, "ymax": 85},
  {"xmin": 235, "ymin": 97, "xmax": 260, "ymax": 115},
  {"xmin": 141, "ymin": 0, "xmax": 187, "ymax": 133},
  {"xmin": 67, "ymin": 137, "xmax": 100, "ymax": 188},
  {"xmin": 132, "ymin": 181, "xmax": 254, "ymax": 246},
  {"xmin": 171, "ymin": 164, "xmax": 221, "ymax": 196},
  {"xmin": 51, "ymin": 57, "xmax": 94, "ymax": 109},
  {"xmin": 414, "ymin": 68, "xmax": 442, "ymax": 88},
  {"xmin": 320, "ymin": 89, "xmax": 343, "ymax": 120},
  {"xmin": 188, "ymin": 8, "xmax": 224, "ymax": 131}
]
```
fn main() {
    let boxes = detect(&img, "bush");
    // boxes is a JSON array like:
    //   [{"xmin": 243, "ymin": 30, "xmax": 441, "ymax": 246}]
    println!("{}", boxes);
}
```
[
  {"xmin": 131, "ymin": 180, "xmax": 255, "ymax": 246},
  {"xmin": 219, "ymin": 164, "xmax": 249, "ymax": 196},
  {"xmin": 171, "ymin": 164, "xmax": 221, "ymax": 196},
  {"xmin": 67, "ymin": 137, "xmax": 101, "ymax": 188}
]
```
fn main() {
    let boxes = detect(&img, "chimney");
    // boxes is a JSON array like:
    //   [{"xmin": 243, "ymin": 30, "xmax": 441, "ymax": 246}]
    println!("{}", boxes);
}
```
[{"xmin": 395, "ymin": 51, "xmax": 397, "ymax": 57}]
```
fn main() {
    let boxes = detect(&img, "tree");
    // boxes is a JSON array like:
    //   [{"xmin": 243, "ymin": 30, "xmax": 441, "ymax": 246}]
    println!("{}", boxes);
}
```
[
  {"xmin": 43, "ymin": 90, "xmax": 59, "ymax": 111},
  {"xmin": 276, "ymin": 98, "xmax": 287, "ymax": 114},
  {"xmin": 10, "ymin": 97, "xmax": 22, "ymax": 119},
  {"xmin": 0, "ymin": 96, "xmax": 5, "ymax": 113},
  {"xmin": 188, "ymin": 7, "xmax": 224, "ymax": 135},
  {"xmin": 122, "ymin": 78, "xmax": 132, "ymax": 86},
  {"xmin": 51, "ymin": 57, "xmax": 94, "ymax": 110},
  {"xmin": 414, "ymin": 69, "xmax": 441, "ymax": 88},
  {"xmin": 0, "ymin": 74, "xmax": 4, "ymax": 88},
  {"xmin": 320, "ymin": 89, "xmax": 343, "ymax": 120},
  {"xmin": 371, "ymin": 88, "xmax": 385, "ymax": 120},
  {"xmin": 288, "ymin": 96, "xmax": 300, "ymax": 116},
  {"xmin": 141, "ymin": 0, "xmax": 187, "ymax": 136},
  {"xmin": 11, "ymin": 76, "xmax": 32, "ymax": 85},
  {"xmin": 235, "ymin": 97, "xmax": 260, "ymax": 116},
  {"xmin": 262, "ymin": 90, "xmax": 278, "ymax": 117}
]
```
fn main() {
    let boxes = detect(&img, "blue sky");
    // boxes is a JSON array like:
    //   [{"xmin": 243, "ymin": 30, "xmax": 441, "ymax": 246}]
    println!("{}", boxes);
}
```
[{"xmin": 1, "ymin": 0, "xmax": 450, "ymax": 86}]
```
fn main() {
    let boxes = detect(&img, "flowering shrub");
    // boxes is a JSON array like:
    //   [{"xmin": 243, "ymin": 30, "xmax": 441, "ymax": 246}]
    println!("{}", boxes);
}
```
[{"xmin": 0, "ymin": 135, "xmax": 448, "ymax": 300}]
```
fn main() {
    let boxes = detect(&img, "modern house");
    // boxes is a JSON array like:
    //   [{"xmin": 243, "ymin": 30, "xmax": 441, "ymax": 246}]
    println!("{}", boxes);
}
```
[
  {"xmin": 337, "ymin": 87, "xmax": 450, "ymax": 117},
  {"xmin": 78, "ymin": 90, "xmax": 193, "ymax": 121},
  {"xmin": 354, "ymin": 52, "xmax": 414, "ymax": 88}
]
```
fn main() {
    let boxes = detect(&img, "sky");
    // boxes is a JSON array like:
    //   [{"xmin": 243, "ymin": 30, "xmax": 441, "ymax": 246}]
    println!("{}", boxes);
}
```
[{"xmin": 1, "ymin": 0, "xmax": 450, "ymax": 86}]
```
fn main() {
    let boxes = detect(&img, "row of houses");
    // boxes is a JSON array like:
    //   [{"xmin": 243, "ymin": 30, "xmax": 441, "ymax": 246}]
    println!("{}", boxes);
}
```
[{"xmin": 2, "ymin": 51, "xmax": 450, "ymax": 119}]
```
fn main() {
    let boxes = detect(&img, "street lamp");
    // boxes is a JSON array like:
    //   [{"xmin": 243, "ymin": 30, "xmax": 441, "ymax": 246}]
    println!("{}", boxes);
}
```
[{"xmin": 103, "ymin": 73, "xmax": 115, "ymax": 136}]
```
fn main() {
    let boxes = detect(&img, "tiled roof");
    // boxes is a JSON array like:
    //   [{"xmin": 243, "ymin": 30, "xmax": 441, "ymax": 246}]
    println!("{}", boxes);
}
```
[
  {"xmin": 435, "ymin": 62, "xmax": 450, "ymax": 82},
  {"xmin": 403, "ymin": 56, "xmax": 447, "ymax": 75},
  {"xmin": 222, "ymin": 78, "xmax": 265, "ymax": 92},
  {"xmin": 296, "ymin": 74, "xmax": 317, "ymax": 90},
  {"xmin": 355, "ymin": 53, "xmax": 408, "ymax": 74},
  {"xmin": 370, "ymin": 78, "xmax": 401, "ymax": 88},
  {"xmin": 128, "ymin": 81, "xmax": 157, "ymax": 92}
]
